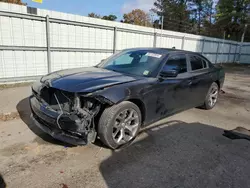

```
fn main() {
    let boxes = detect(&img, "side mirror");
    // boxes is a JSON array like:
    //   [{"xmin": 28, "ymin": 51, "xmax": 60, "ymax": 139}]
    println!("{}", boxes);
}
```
[
  {"xmin": 160, "ymin": 69, "xmax": 179, "ymax": 78},
  {"xmin": 159, "ymin": 65, "xmax": 180, "ymax": 78}
]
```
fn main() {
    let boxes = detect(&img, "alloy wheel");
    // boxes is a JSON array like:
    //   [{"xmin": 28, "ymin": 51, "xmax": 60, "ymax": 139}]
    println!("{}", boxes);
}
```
[
  {"xmin": 112, "ymin": 108, "xmax": 140, "ymax": 145},
  {"xmin": 208, "ymin": 86, "xmax": 218, "ymax": 107}
]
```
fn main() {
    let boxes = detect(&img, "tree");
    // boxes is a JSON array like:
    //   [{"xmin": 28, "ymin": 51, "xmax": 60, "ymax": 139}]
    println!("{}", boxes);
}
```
[
  {"xmin": 0, "ymin": 0, "xmax": 26, "ymax": 5},
  {"xmin": 88, "ymin": 13, "xmax": 117, "ymax": 21},
  {"xmin": 122, "ymin": 9, "xmax": 152, "ymax": 27},
  {"xmin": 189, "ymin": 0, "xmax": 203, "ymax": 34},
  {"xmin": 216, "ymin": 0, "xmax": 250, "ymax": 40},
  {"xmin": 152, "ymin": 0, "xmax": 222, "ymax": 36},
  {"xmin": 188, "ymin": 0, "xmax": 216, "ymax": 34},
  {"xmin": 201, "ymin": 0, "xmax": 215, "ymax": 36},
  {"xmin": 102, "ymin": 15, "xmax": 117, "ymax": 21},
  {"xmin": 152, "ymin": 0, "xmax": 191, "ymax": 32},
  {"xmin": 88, "ymin": 12, "xmax": 101, "ymax": 19}
]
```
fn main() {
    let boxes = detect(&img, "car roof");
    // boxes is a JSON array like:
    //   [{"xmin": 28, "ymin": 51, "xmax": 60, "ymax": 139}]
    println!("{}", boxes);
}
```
[{"xmin": 124, "ymin": 47, "xmax": 201, "ymax": 55}]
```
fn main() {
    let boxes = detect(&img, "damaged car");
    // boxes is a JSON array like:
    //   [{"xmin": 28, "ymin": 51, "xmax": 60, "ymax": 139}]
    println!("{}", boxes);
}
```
[{"xmin": 30, "ymin": 48, "xmax": 225, "ymax": 149}]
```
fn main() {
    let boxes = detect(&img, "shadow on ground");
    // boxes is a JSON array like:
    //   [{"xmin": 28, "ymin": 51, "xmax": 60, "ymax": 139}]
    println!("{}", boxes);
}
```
[
  {"xmin": 100, "ymin": 121, "xmax": 250, "ymax": 188},
  {"xmin": 0, "ymin": 174, "xmax": 6, "ymax": 188},
  {"xmin": 16, "ymin": 97, "xmax": 73, "ymax": 146}
]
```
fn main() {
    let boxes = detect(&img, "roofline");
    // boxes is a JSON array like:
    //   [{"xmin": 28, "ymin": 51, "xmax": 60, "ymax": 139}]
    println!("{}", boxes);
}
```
[{"xmin": 122, "ymin": 47, "xmax": 201, "ymax": 55}]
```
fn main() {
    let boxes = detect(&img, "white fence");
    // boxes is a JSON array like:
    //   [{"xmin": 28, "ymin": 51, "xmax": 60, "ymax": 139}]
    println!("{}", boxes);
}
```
[{"xmin": 0, "ymin": 2, "xmax": 250, "ymax": 83}]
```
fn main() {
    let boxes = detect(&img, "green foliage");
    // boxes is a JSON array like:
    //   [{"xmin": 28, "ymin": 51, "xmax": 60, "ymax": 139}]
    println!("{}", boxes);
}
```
[
  {"xmin": 102, "ymin": 15, "xmax": 117, "ymax": 21},
  {"xmin": 88, "ymin": 12, "xmax": 102, "ymax": 18},
  {"xmin": 88, "ymin": 13, "xmax": 117, "ymax": 21},
  {"xmin": 152, "ymin": 0, "xmax": 250, "ymax": 41},
  {"xmin": 152, "ymin": 0, "xmax": 193, "ymax": 32},
  {"xmin": 122, "ymin": 9, "xmax": 152, "ymax": 27},
  {"xmin": 216, "ymin": 0, "xmax": 250, "ymax": 40},
  {"xmin": 0, "ymin": 0, "xmax": 26, "ymax": 5}
]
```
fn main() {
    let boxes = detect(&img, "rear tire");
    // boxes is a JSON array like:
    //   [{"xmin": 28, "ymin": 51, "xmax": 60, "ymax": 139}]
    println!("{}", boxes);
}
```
[
  {"xmin": 98, "ymin": 101, "xmax": 141, "ymax": 149},
  {"xmin": 202, "ymin": 82, "xmax": 219, "ymax": 110}
]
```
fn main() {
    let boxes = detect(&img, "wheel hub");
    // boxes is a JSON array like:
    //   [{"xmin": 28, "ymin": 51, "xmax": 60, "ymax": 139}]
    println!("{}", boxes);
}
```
[
  {"xmin": 112, "ymin": 108, "xmax": 139, "ymax": 145},
  {"xmin": 208, "ymin": 86, "xmax": 218, "ymax": 107}
]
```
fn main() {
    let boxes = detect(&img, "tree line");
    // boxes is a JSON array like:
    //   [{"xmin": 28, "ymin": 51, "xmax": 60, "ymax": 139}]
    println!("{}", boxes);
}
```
[
  {"xmin": 2, "ymin": 0, "xmax": 250, "ymax": 41},
  {"xmin": 88, "ymin": 0, "xmax": 250, "ymax": 42},
  {"xmin": 152, "ymin": 0, "xmax": 250, "ymax": 41},
  {"xmin": 0, "ymin": 0, "xmax": 25, "ymax": 5}
]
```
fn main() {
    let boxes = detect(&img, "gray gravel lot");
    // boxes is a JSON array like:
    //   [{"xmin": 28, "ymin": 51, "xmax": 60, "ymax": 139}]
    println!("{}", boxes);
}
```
[{"xmin": 0, "ymin": 64, "xmax": 250, "ymax": 188}]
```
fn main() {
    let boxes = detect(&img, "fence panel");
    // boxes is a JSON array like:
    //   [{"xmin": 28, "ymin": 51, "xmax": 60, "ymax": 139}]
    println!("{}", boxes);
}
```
[
  {"xmin": 51, "ymin": 52, "xmax": 112, "ymax": 72},
  {"xmin": 156, "ymin": 35, "xmax": 183, "ymax": 49},
  {"xmin": 0, "ymin": 50, "xmax": 47, "ymax": 78},
  {"xmin": 203, "ymin": 41, "xmax": 219, "ymax": 53},
  {"xmin": 203, "ymin": 54, "xmax": 217, "ymax": 63},
  {"xmin": 240, "ymin": 44, "xmax": 250, "ymax": 63},
  {"xmin": 0, "ymin": 2, "xmax": 249, "ymax": 83},
  {"xmin": 183, "ymin": 39, "xmax": 203, "ymax": 52},
  {"xmin": 241, "ymin": 45, "xmax": 250, "ymax": 54},
  {"xmin": 50, "ymin": 23, "xmax": 114, "ymax": 50},
  {"xmin": 219, "ymin": 43, "xmax": 230, "ymax": 53},
  {"xmin": 116, "ymin": 31, "xmax": 154, "ymax": 50},
  {"xmin": 0, "ymin": 16, "xmax": 46, "ymax": 46}
]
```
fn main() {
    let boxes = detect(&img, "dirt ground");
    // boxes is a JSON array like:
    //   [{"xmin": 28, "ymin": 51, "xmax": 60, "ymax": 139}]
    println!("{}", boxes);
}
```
[{"xmin": 0, "ymin": 64, "xmax": 250, "ymax": 188}]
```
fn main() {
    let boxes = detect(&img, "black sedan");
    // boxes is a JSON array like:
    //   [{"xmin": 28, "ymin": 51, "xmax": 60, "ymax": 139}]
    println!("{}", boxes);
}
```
[{"xmin": 30, "ymin": 48, "xmax": 225, "ymax": 149}]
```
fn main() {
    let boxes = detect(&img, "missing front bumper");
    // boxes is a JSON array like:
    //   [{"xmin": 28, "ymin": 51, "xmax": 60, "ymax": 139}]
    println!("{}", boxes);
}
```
[
  {"xmin": 30, "ymin": 113, "xmax": 87, "ymax": 145},
  {"xmin": 30, "ymin": 96, "xmax": 88, "ymax": 146}
]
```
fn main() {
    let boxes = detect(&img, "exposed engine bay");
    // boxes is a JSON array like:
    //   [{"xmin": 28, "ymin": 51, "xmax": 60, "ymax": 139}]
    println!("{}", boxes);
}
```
[{"xmin": 31, "ymin": 84, "xmax": 113, "ymax": 144}]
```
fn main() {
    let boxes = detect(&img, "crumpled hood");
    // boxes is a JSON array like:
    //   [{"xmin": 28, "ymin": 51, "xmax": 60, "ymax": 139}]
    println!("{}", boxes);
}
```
[{"xmin": 40, "ymin": 67, "xmax": 141, "ymax": 92}]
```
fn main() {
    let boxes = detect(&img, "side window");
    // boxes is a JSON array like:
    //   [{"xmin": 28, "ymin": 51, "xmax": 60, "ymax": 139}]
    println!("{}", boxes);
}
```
[
  {"xmin": 164, "ymin": 54, "xmax": 187, "ymax": 74},
  {"xmin": 189, "ymin": 55, "xmax": 206, "ymax": 70}
]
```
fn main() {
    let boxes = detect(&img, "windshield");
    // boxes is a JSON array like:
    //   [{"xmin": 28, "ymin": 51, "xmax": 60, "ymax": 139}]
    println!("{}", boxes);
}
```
[{"xmin": 98, "ymin": 49, "xmax": 165, "ymax": 77}]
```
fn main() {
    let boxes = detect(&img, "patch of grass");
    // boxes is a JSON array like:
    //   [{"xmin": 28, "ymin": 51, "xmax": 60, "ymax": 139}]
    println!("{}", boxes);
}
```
[
  {"xmin": 0, "ymin": 82, "xmax": 33, "ymax": 89},
  {"xmin": 0, "ymin": 112, "xmax": 20, "ymax": 121}
]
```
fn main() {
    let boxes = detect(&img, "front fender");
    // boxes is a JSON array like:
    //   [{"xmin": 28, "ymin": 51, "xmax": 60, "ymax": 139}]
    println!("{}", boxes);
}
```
[
  {"xmin": 83, "ymin": 77, "xmax": 156, "ymax": 108},
  {"xmin": 92, "ymin": 87, "xmax": 131, "ymax": 104},
  {"xmin": 88, "ymin": 79, "xmax": 149, "ymax": 104}
]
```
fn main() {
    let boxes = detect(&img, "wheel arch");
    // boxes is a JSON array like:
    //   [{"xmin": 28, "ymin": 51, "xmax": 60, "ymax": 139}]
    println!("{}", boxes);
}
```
[
  {"xmin": 215, "ymin": 80, "xmax": 220, "ymax": 89},
  {"xmin": 127, "ymin": 98, "xmax": 146, "ymax": 124}
]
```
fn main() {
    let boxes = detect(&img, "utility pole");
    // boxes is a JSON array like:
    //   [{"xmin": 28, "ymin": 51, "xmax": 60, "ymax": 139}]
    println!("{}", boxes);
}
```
[
  {"xmin": 223, "ymin": 31, "xmax": 226, "ymax": 40},
  {"xmin": 161, "ymin": 15, "xmax": 164, "ymax": 30},
  {"xmin": 160, "ymin": 15, "xmax": 164, "ymax": 46},
  {"xmin": 241, "ymin": 24, "xmax": 247, "ymax": 43},
  {"xmin": 238, "ymin": 24, "xmax": 248, "ymax": 63}
]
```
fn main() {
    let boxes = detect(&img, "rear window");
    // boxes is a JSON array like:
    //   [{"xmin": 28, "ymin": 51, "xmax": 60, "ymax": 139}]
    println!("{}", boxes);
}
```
[{"xmin": 189, "ymin": 55, "xmax": 207, "ymax": 71}]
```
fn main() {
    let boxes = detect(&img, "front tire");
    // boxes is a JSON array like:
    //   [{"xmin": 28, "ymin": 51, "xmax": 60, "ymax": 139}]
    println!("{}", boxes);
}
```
[
  {"xmin": 203, "ymin": 82, "xmax": 219, "ymax": 110},
  {"xmin": 98, "ymin": 101, "xmax": 141, "ymax": 149}
]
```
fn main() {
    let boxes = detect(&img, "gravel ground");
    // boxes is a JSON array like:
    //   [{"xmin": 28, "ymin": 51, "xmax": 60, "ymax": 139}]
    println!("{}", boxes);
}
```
[{"xmin": 0, "ymin": 64, "xmax": 250, "ymax": 188}]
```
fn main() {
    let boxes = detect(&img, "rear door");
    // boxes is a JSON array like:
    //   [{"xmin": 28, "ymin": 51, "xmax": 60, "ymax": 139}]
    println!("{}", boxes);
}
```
[{"xmin": 187, "ymin": 54, "xmax": 213, "ymax": 106}]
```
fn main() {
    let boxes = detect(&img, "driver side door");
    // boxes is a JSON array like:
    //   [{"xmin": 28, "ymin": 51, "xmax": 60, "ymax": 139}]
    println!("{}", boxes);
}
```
[{"xmin": 151, "ymin": 53, "xmax": 194, "ymax": 118}]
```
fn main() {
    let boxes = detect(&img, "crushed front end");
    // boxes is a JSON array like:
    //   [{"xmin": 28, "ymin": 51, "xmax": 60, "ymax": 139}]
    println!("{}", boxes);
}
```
[{"xmin": 30, "ymin": 82, "xmax": 105, "ymax": 146}]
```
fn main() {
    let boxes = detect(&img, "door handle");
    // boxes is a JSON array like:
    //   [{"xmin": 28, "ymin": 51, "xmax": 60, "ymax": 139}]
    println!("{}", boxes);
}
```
[{"xmin": 187, "ymin": 80, "xmax": 192, "ymax": 86}]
